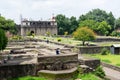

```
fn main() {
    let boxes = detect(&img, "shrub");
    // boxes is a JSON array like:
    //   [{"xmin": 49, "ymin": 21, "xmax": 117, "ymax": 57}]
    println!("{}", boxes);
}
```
[
  {"xmin": 111, "ymin": 31, "xmax": 119, "ymax": 36},
  {"xmin": 57, "ymin": 38, "xmax": 61, "ymax": 42},
  {"xmin": 43, "ymin": 37, "xmax": 46, "ymax": 39},
  {"xmin": 94, "ymin": 66, "xmax": 105, "ymax": 78},
  {"xmin": 27, "ymin": 32, "xmax": 31, "ymax": 36},
  {"xmin": 101, "ymin": 48, "xmax": 110, "ymax": 55}
]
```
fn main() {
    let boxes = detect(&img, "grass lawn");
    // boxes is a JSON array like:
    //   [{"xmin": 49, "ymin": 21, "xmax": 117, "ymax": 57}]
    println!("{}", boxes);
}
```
[
  {"xmin": 10, "ymin": 73, "xmax": 101, "ymax": 80},
  {"xmin": 83, "ymin": 54, "xmax": 120, "ymax": 67},
  {"xmin": 36, "ymin": 36, "xmax": 120, "ymax": 47},
  {"xmin": 75, "ymin": 73, "xmax": 102, "ymax": 80},
  {"xmin": 8, "ymin": 76, "xmax": 47, "ymax": 80}
]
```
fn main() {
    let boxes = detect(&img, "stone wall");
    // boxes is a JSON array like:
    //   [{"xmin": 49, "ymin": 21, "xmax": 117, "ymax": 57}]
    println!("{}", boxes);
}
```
[
  {"xmin": 78, "ymin": 46, "xmax": 110, "ymax": 54},
  {"xmin": 38, "ymin": 67, "xmax": 77, "ymax": 80},
  {"xmin": 101, "ymin": 62, "xmax": 120, "ymax": 72},
  {"xmin": 0, "ymin": 64, "xmax": 36, "ymax": 80},
  {"xmin": 79, "ymin": 58, "xmax": 100, "ymax": 69},
  {"xmin": 94, "ymin": 37, "xmax": 120, "ymax": 42},
  {"xmin": 0, "ymin": 53, "xmax": 78, "ymax": 80},
  {"xmin": 37, "ymin": 53, "xmax": 78, "ymax": 71}
]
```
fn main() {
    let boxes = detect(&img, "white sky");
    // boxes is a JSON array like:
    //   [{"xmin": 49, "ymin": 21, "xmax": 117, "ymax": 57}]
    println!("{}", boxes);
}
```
[{"xmin": 0, "ymin": 0, "xmax": 120, "ymax": 24}]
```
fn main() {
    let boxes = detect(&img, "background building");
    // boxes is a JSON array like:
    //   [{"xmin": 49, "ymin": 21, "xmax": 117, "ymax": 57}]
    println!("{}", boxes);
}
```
[{"xmin": 18, "ymin": 16, "xmax": 57, "ymax": 36}]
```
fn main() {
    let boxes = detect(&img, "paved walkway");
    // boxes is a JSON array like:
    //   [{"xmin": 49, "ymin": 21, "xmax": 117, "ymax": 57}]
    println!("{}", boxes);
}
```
[{"xmin": 103, "ymin": 67, "xmax": 120, "ymax": 80}]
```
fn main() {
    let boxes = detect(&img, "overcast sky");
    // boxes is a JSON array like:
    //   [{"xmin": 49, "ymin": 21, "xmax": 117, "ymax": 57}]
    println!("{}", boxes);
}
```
[{"xmin": 0, "ymin": 0, "xmax": 120, "ymax": 24}]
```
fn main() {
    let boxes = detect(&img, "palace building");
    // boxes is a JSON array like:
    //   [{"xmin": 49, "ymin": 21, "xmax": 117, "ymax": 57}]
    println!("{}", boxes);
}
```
[{"xmin": 18, "ymin": 16, "xmax": 57, "ymax": 36}]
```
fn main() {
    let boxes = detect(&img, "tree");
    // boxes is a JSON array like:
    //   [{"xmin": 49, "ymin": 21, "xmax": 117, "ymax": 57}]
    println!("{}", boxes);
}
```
[
  {"xmin": 0, "ymin": 29, "xmax": 8, "ymax": 52},
  {"xmin": 115, "ymin": 18, "xmax": 120, "ymax": 29},
  {"xmin": 79, "ymin": 20, "xmax": 111, "ymax": 35},
  {"xmin": 0, "ymin": 15, "xmax": 16, "ymax": 34},
  {"xmin": 78, "ymin": 8, "xmax": 115, "ymax": 34},
  {"xmin": 55, "ymin": 14, "xmax": 69, "ymax": 35},
  {"xmin": 97, "ymin": 21, "xmax": 111, "ymax": 36},
  {"xmin": 79, "ymin": 20, "xmax": 96, "ymax": 30},
  {"xmin": 69, "ymin": 16, "xmax": 79, "ymax": 33},
  {"xmin": 55, "ymin": 14, "xmax": 78, "ymax": 35},
  {"xmin": 73, "ymin": 27, "xmax": 96, "ymax": 46}
]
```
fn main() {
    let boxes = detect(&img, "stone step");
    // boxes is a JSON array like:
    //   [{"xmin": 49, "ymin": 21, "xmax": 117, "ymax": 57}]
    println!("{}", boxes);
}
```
[{"xmin": 79, "ymin": 65, "xmax": 93, "ymax": 73}]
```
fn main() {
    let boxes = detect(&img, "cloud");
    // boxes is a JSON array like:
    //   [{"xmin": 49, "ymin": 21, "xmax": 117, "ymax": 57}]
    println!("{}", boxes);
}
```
[{"xmin": 0, "ymin": 0, "xmax": 120, "ymax": 24}]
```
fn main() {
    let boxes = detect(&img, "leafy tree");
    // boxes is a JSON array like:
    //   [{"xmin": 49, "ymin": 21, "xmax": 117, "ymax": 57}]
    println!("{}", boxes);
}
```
[
  {"xmin": 111, "ymin": 31, "xmax": 120, "ymax": 36},
  {"xmin": 0, "ymin": 15, "xmax": 16, "ymax": 34},
  {"xmin": 69, "ymin": 16, "xmax": 79, "ymax": 33},
  {"xmin": 0, "ymin": 29, "xmax": 8, "ymax": 52},
  {"xmin": 55, "ymin": 14, "xmax": 78, "ymax": 35},
  {"xmin": 79, "ymin": 20, "xmax": 96, "ymax": 30},
  {"xmin": 73, "ymin": 27, "xmax": 96, "ymax": 46},
  {"xmin": 79, "ymin": 20, "xmax": 111, "ymax": 35},
  {"xmin": 78, "ymin": 8, "xmax": 115, "ymax": 34},
  {"xmin": 55, "ymin": 14, "xmax": 69, "ymax": 35},
  {"xmin": 97, "ymin": 21, "xmax": 111, "ymax": 35},
  {"xmin": 115, "ymin": 18, "xmax": 120, "ymax": 29}
]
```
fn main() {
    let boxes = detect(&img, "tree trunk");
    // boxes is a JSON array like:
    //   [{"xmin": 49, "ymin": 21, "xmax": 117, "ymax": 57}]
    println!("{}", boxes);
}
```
[{"xmin": 82, "ymin": 41, "xmax": 85, "ymax": 46}]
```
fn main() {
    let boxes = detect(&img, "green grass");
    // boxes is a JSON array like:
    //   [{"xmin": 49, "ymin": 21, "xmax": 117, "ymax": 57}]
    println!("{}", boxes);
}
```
[
  {"xmin": 9, "ymin": 74, "xmax": 100, "ymax": 80},
  {"xmin": 102, "ymin": 59, "xmax": 111, "ymax": 63},
  {"xmin": 9, "ymin": 76, "xmax": 47, "ymax": 80},
  {"xmin": 83, "ymin": 54, "xmax": 120, "ymax": 67},
  {"xmin": 75, "ymin": 73, "xmax": 102, "ymax": 80},
  {"xmin": 37, "ymin": 36, "xmax": 120, "ymax": 47}
]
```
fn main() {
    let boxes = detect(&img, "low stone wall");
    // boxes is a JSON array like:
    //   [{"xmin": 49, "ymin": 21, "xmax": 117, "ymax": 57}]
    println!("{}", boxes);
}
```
[
  {"xmin": 78, "ymin": 46, "xmax": 110, "ymax": 54},
  {"xmin": 0, "ymin": 64, "xmax": 36, "ymax": 80},
  {"xmin": 101, "ymin": 62, "xmax": 120, "ymax": 72},
  {"xmin": 38, "ymin": 67, "xmax": 77, "ymax": 80},
  {"xmin": 94, "ymin": 37, "xmax": 120, "ymax": 42},
  {"xmin": 37, "ymin": 53, "xmax": 78, "ymax": 70},
  {"xmin": 79, "ymin": 58, "xmax": 100, "ymax": 69}
]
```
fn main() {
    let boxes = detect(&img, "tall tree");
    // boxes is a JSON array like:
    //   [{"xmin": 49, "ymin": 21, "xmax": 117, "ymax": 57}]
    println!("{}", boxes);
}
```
[
  {"xmin": 55, "ymin": 14, "xmax": 67, "ymax": 35},
  {"xmin": 115, "ymin": 18, "xmax": 120, "ymax": 29},
  {"xmin": 78, "ymin": 9, "xmax": 115, "ymax": 30},
  {"xmin": 79, "ymin": 20, "xmax": 111, "ymax": 35},
  {"xmin": 56, "ymin": 14, "xmax": 78, "ymax": 35},
  {"xmin": 0, "ymin": 29, "xmax": 8, "ymax": 52},
  {"xmin": 97, "ymin": 21, "xmax": 111, "ymax": 36},
  {"xmin": 0, "ymin": 15, "xmax": 16, "ymax": 34},
  {"xmin": 69, "ymin": 16, "xmax": 78, "ymax": 33}
]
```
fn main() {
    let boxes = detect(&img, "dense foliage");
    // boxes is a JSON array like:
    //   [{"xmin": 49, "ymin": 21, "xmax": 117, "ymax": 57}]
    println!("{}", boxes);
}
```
[
  {"xmin": 94, "ymin": 66, "xmax": 106, "ymax": 78},
  {"xmin": 79, "ymin": 20, "xmax": 111, "ymax": 35},
  {"xmin": 56, "ymin": 8, "xmax": 120, "ymax": 36},
  {"xmin": 55, "ymin": 14, "xmax": 78, "ymax": 35},
  {"xmin": 78, "ymin": 9, "xmax": 115, "ymax": 35},
  {"xmin": 9, "ymin": 76, "xmax": 47, "ymax": 80},
  {"xmin": 0, "ymin": 15, "xmax": 16, "ymax": 34},
  {"xmin": 0, "ymin": 29, "xmax": 8, "ymax": 51},
  {"xmin": 73, "ymin": 27, "xmax": 96, "ymax": 45},
  {"xmin": 79, "ymin": 9, "xmax": 115, "ymax": 27}
]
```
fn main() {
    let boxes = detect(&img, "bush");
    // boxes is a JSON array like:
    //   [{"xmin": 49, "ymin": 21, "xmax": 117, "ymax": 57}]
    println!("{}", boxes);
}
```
[
  {"xmin": 27, "ymin": 32, "xmax": 31, "ymax": 36},
  {"xmin": 94, "ymin": 66, "xmax": 105, "ymax": 78},
  {"xmin": 57, "ymin": 38, "xmax": 61, "ymax": 42},
  {"xmin": 12, "ymin": 35, "xmax": 22, "ymax": 40},
  {"xmin": 101, "ymin": 48, "xmax": 110, "ymax": 55},
  {"xmin": 43, "ymin": 37, "xmax": 46, "ymax": 39},
  {"xmin": 111, "ymin": 31, "xmax": 119, "ymax": 37}
]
